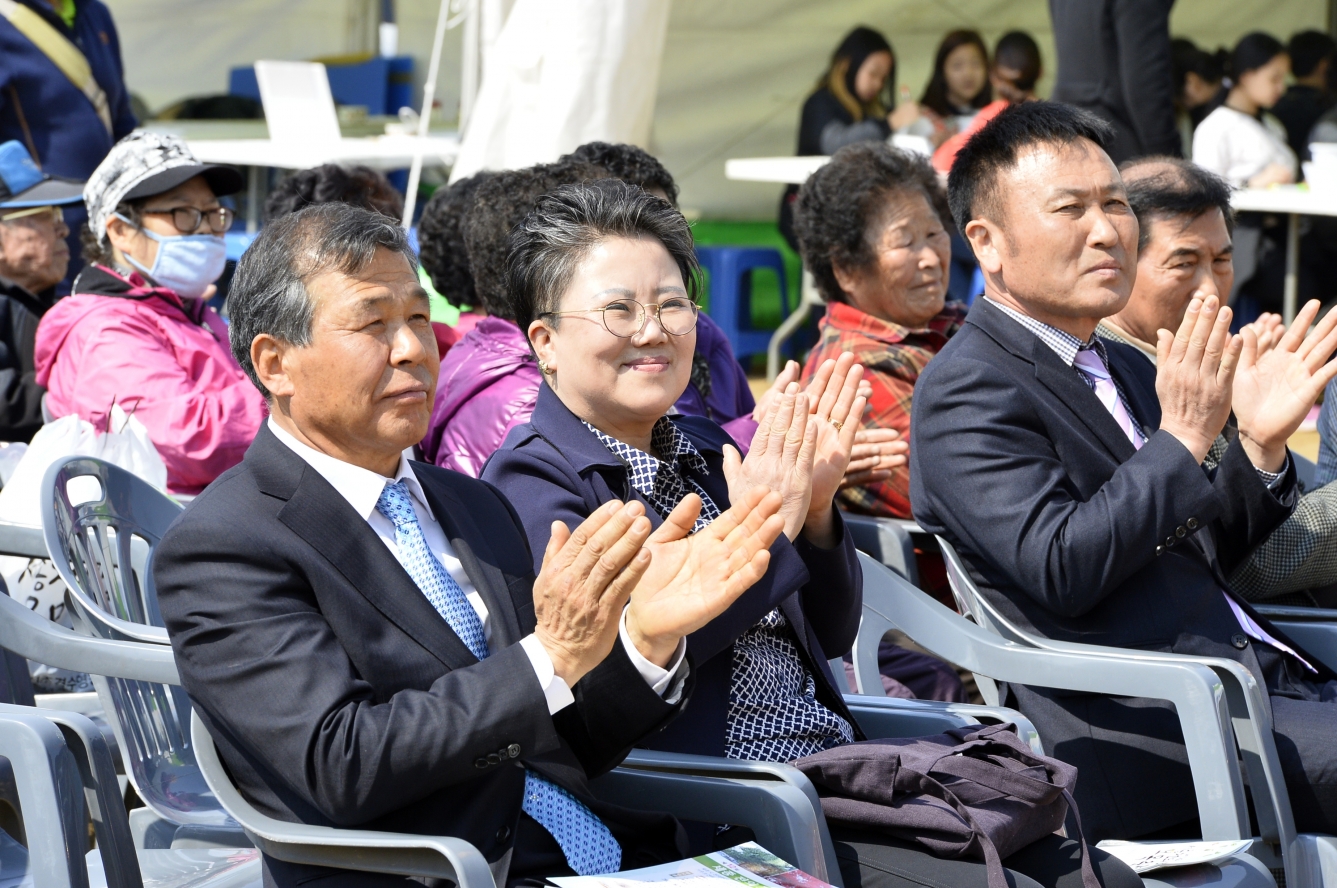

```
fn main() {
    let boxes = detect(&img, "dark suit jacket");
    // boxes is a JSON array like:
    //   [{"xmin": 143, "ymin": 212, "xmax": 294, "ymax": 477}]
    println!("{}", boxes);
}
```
[
  {"xmin": 154, "ymin": 425, "xmax": 690, "ymax": 888},
  {"xmin": 910, "ymin": 299, "xmax": 1319, "ymax": 840},
  {"xmin": 1049, "ymin": 0, "xmax": 1181, "ymax": 163},
  {"xmin": 482, "ymin": 384, "xmax": 863, "ymax": 759}
]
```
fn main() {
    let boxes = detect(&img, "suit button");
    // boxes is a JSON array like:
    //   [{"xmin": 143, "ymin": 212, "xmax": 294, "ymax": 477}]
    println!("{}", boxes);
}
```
[
  {"xmin": 508, "ymin": 744, "xmax": 521, "ymax": 758},
  {"xmin": 1186, "ymin": 517, "xmax": 1199, "ymax": 530},
  {"xmin": 1232, "ymin": 634, "xmax": 1249, "ymax": 649},
  {"xmin": 474, "ymin": 758, "xmax": 488, "ymax": 769},
  {"xmin": 1165, "ymin": 536, "xmax": 1176, "ymax": 548},
  {"xmin": 1156, "ymin": 545, "xmax": 1164, "ymax": 555},
  {"xmin": 487, "ymin": 753, "xmax": 501, "ymax": 765},
  {"xmin": 1175, "ymin": 526, "xmax": 1187, "ymax": 538},
  {"xmin": 496, "ymin": 825, "xmax": 511, "ymax": 842}
]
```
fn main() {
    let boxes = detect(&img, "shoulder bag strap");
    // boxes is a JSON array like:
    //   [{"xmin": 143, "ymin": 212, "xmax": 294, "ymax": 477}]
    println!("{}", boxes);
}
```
[{"xmin": 0, "ymin": 0, "xmax": 112, "ymax": 136}]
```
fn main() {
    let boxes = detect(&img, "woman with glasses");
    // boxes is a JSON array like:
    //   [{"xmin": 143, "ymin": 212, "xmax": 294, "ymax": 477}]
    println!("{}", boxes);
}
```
[
  {"xmin": 483, "ymin": 176, "xmax": 868, "ymax": 768},
  {"xmin": 35, "ymin": 133, "xmax": 266, "ymax": 495}
]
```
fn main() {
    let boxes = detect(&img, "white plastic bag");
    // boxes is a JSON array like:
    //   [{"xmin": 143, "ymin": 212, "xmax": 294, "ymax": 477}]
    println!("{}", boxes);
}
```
[{"xmin": 0, "ymin": 408, "xmax": 168, "ymax": 526}]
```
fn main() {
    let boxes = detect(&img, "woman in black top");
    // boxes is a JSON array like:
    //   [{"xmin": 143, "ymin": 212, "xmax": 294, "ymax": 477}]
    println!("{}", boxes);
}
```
[{"xmin": 780, "ymin": 27, "xmax": 918, "ymax": 249}]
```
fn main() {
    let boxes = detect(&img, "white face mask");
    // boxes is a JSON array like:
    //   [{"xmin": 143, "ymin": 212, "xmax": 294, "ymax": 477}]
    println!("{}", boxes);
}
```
[{"xmin": 115, "ymin": 213, "xmax": 227, "ymax": 300}]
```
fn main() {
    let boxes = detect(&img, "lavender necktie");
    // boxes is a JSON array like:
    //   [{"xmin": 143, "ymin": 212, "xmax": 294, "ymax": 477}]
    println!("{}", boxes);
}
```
[{"xmin": 1073, "ymin": 346, "xmax": 1144, "ymax": 450}]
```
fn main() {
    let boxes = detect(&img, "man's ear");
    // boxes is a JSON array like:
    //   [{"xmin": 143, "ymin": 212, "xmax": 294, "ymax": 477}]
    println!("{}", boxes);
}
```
[
  {"xmin": 251, "ymin": 333, "xmax": 295, "ymax": 401},
  {"xmin": 965, "ymin": 218, "xmax": 1004, "ymax": 275}
]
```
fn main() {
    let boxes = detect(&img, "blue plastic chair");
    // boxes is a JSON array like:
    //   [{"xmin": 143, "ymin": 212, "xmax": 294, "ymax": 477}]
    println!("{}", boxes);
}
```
[{"xmin": 695, "ymin": 246, "xmax": 792, "ymax": 364}]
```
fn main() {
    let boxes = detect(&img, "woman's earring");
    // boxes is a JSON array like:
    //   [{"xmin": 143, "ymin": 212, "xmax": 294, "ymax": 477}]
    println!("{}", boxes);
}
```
[{"xmin": 538, "ymin": 360, "xmax": 551, "ymax": 375}]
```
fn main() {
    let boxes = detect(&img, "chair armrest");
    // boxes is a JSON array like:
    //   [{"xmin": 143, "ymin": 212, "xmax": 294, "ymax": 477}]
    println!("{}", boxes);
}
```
[
  {"xmin": 857, "ymin": 552, "xmax": 1252, "ymax": 842},
  {"xmin": 0, "ymin": 522, "xmax": 48, "ymax": 559},
  {"xmin": 841, "ymin": 513, "xmax": 919, "ymax": 586},
  {"xmin": 612, "ymin": 749, "xmax": 839, "ymax": 887},
  {"xmin": 841, "ymin": 694, "xmax": 1044, "ymax": 755},
  {"xmin": 0, "ymin": 593, "xmax": 178, "ymax": 684},
  {"xmin": 0, "ymin": 703, "xmax": 95, "ymax": 888},
  {"xmin": 190, "ymin": 712, "xmax": 496, "ymax": 887}
]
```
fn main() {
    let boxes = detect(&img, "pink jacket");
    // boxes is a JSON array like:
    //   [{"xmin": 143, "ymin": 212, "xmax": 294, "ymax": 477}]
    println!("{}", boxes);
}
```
[
  {"xmin": 421, "ymin": 316, "xmax": 540, "ymax": 477},
  {"xmin": 35, "ymin": 265, "xmax": 267, "ymax": 495}
]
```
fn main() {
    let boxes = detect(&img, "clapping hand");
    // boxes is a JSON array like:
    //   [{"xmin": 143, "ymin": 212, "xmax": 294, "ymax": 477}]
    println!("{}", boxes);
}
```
[
  {"xmin": 725, "ymin": 383, "xmax": 817, "ymax": 542},
  {"xmin": 1232, "ymin": 299, "xmax": 1337, "ymax": 472},
  {"xmin": 624, "ymin": 487, "xmax": 785, "ymax": 667},
  {"xmin": 532, "ymin": 500, "xmax": 655, "ymax": 687},
  {"xmin": 757, "ymin": 360, "xmax": 897, "ymax": 490},
  {"xmin": 802, "ymin": 353, "xmax": 868, "ymax": 544},
  {"xmin": 842, "ymin": 427, "xmax": 908, "ymax": 489},
  {"xmin": 1155, "ymin": 294, "xmax": 1240, "ymax": 463}
]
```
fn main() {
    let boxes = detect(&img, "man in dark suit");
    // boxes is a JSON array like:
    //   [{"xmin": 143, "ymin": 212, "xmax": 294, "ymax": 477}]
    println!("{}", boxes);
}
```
[
  {"xmin": 153, "ymin": 203, "xmax": 785, "ymax": 888},
  {"xmin": 1049, "ymin": 0, "xmax": 1181, "ymax": 164},
  {"xmin": 911, "ymin": 102, "xmax": 1337, "ymax": 841}
]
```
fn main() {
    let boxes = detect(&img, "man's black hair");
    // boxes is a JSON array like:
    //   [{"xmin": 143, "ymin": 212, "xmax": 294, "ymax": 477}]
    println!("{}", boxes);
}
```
[
  {"xmin": 1118, "ymin": 157, "xmax": 1234, "ymax": 252},
  {"xmin": 946, "ymin": 101, "xmax": 1114, "ymax": 234},
  {"xmin": 560, "ymin": 142, "xmax": 680, "ymax": 208},
  {"xmin": 463, "ymin": 160, "xmax": 609, "ymax": 320},
  {"xmin": 1288, "ymin": 30, "xmax": 1337, "ymax": 79},
  {"xmin": 264, "ymin": 164, "xmax": 403, "ymax": 223}
]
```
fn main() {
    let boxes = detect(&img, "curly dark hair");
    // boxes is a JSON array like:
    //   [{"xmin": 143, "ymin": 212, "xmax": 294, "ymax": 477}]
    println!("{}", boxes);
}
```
[
  {"xmin": 793, "ymin": 142, "xmax": 946, "ymax": 304},
  {"xmin": 263, "ymin": 164, "xmax": 404, "ymax": 223},
  {"xmin": 464, "ymin": 160, "xmax": 610, "ymax": 320},
  {"xmin": 417, "ymin": 170, "xmax": 495, "ymax": 308},
  {"xmin": 559, "ymin": 141, "xmax": 679, "ymax": 207}
]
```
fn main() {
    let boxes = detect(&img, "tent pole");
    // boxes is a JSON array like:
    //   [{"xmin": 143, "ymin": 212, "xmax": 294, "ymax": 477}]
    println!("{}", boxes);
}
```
[{"xmin": 401, "ymin": 0, "xmax": 453, "ymax": 229}]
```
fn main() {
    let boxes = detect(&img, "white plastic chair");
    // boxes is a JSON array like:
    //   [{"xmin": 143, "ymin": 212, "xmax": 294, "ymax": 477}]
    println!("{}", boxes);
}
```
[{"xmin": 930, "ymin": 536, "xmax": 1337, "ymax": 888}]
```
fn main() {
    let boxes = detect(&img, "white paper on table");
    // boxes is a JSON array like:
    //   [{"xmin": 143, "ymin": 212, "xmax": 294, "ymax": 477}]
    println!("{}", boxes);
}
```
[{"xmin": 1095, "ymin": 839, "xmax": 1254, "ymax": 873}]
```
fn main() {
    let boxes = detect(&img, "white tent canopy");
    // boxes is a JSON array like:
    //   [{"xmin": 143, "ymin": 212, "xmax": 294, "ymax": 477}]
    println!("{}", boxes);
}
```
[{"xmin": 106, "ymin": 0, "xmax": 1328, "ymax": 218}]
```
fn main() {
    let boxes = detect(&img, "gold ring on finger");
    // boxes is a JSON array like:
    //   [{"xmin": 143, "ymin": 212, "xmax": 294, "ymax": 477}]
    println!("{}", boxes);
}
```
[{"xmin": 830, "ymin": 419, "xmax": 844, "ymax": 431}]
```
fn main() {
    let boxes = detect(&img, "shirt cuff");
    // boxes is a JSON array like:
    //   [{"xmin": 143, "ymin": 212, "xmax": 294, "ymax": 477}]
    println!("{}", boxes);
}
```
[
  {"xmin": 1256, "ymin": 453, "xmax": 1290, "ymax": 490},
  {"xmin": 518, "ymin": 633, "xmax": 576, "ymax": 715},
  {"xmin": 619, "ymin": 608, "xmax": 689, "ymax": 704}
]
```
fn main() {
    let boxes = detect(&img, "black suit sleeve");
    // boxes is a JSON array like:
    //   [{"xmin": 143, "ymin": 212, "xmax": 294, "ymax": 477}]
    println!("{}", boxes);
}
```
[
  {"xmin": 794, "ymin": 510, "xmax": 862, "ymax": 659},
  {"xmin": 158, "ymin": 498, "xmax": 567, "ymax": 826},
  {"xmin": 911, "ymin": 355, "xmax": 1290, "ymax": 618},
  {"xmin": 1112, "ymin": 0, "xmax": 1181, "ymax": 157}
]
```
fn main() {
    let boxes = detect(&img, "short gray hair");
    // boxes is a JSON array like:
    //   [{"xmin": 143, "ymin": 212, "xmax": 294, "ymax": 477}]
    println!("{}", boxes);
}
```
[
  {"xmin": 506, "ymin": 179, "xmax": 699, "ymax": 333},
  {"xmin": 228, "ymin": 203, "xmax": 417, "ymax": 396}
]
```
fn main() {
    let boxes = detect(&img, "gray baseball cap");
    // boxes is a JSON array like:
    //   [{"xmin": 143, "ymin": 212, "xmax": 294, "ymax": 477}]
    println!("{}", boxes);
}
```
[{"xmin": 84, "ymin": 132, "xmax": 243, "ymax": 242}]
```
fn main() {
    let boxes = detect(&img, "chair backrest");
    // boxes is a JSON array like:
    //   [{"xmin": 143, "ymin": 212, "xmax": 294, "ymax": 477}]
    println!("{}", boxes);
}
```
[
  {"xmin": 254, "ymin": 60, "xmax": 343, "ymax": 147},
  {"xmin": 40, "ymin": 456, "xmax": 233, "ymax": 830}
]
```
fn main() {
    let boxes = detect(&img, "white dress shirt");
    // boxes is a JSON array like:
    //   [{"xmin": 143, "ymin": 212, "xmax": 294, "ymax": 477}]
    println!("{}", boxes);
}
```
[{"xmin": 267, "ymin": 418, "xmax": 688, "ymax": 712}]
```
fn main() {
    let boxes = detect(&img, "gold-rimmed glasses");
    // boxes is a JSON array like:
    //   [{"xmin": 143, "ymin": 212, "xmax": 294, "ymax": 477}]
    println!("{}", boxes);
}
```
[{"xmin": 542, "ymin": 296, "xmax": 699, "ymax": 338}]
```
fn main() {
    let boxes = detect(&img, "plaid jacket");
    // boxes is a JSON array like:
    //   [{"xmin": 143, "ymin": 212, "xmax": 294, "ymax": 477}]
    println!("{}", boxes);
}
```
[{"xmin": 802, "ymin": 300, "xmax": 967, "ymax": 518}]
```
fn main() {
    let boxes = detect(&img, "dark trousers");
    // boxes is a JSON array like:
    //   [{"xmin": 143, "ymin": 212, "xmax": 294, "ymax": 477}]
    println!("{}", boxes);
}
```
[
  {"xmin": 831, "ymin": 828, "xmax": 1141, "ymax": 888},
  {"xmin": 1014, "ymin": 644, "xmax": 1337, "ymax": 841}
]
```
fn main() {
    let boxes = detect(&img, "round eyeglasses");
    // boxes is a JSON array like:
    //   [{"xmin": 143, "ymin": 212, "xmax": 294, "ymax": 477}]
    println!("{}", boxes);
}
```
[
  {"xmin": 542, "ymin": 297, "xmax": 700, "ymax": 338},
  {"xmin": 142, "ymin": 206, "xmax": 234, "ymax": 235}
]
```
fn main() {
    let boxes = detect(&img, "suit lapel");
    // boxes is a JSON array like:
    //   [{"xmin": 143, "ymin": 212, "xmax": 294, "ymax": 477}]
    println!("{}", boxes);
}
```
[
  {"xmin": 273, "ymin": 456, "xmax": 482, "ymax": 671},
  {"xmin": 967, "ymin": 299, "xmax": 1137, "ymax": 462},
  {"xmin": 1031, "ymin": 345, "xmax": 1138, "ymax": 463},
  {"xmin": 413, "ymin": 466, "xmax": 524, "ymax": 650}
]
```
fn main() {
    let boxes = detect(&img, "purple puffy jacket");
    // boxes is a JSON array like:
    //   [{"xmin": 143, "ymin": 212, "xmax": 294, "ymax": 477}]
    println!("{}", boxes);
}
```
[{"xmin": 421, "ymin": 316, "xmax": 540, "ymax": 476}]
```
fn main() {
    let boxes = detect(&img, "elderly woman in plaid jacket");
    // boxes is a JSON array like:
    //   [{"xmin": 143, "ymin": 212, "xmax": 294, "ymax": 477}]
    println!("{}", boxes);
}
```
[{"xmin": 794, "ymin": 141, "xmax": 968, "ymax": 519}]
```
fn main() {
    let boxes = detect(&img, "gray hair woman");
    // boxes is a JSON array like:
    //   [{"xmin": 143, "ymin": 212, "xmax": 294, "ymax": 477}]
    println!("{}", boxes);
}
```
[{"xmin": 482, "ymin": 180, "xmax": 1142, "ymax": 888}]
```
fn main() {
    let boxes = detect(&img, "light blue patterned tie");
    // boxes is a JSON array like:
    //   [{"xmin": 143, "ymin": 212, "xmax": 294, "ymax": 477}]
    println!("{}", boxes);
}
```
[{"xmin": 375, "ymin": 481, "xmax": 622, "ymax": 875}]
